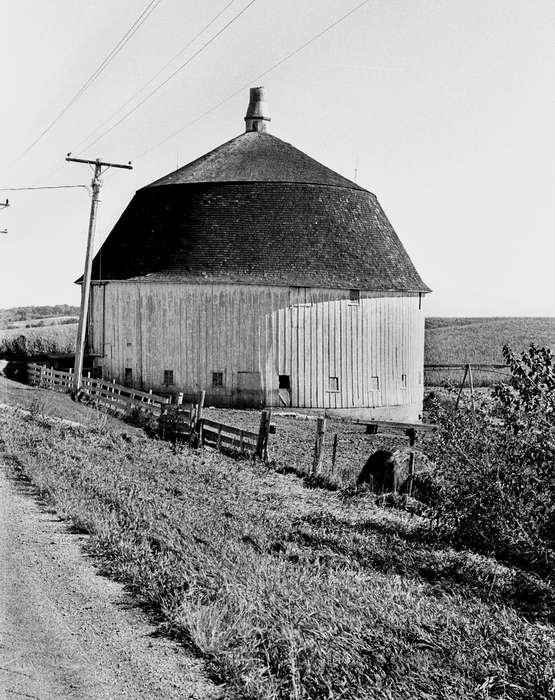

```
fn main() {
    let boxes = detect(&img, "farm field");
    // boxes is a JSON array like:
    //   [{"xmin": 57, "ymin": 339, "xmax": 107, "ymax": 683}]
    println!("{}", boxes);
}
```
[
  {"xmin": 425, "ymin": 317, "xmax": 555, "ymax": 386},
  {"xmin": 0, "ymin": 321, "xmax": 77, "ymax": 355},
  {"xmin": 0, "ymin": 395, "xmax": 552, "ymax": 700}
]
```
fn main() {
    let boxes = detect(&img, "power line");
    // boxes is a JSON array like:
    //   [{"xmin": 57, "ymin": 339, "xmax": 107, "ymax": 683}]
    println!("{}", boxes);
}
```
[
  {"xmin": 82, "ymin": 0, "xmax": 257, "ymax": 152},
  {"xmin": 137, "ymin": 0, "xmax": 370, "ymax": 160},
  {"xmin": 13, "ymin": 0, "xmax": 162, "ymax": 163},
  {"xmin": 75, "ymin": 0, "xmax": 238, "ymax": 152},
  {"xmin": 0, "ymin": 185, "xmax": 89, "ymax": 192}
]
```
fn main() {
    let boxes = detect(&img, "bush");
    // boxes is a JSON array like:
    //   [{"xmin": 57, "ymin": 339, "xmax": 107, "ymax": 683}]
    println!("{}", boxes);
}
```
[{"xmin": 427, "ymin": 345, "xmax": 555, "ymax": 575}]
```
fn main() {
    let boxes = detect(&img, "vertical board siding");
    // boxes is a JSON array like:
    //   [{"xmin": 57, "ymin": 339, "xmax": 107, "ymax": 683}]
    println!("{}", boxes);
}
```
[{"xmin": 88, "ymin": 282, "xmax": 424, "ymax": 414}]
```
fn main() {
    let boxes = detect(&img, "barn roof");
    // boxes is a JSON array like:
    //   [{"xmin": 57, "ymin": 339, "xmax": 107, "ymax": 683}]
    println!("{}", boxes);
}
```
[
  {"xmin": 147, "ymin": 131, "xmax": 365, "ymax": 191},
  {"xmin": 88, "ymin": 91, "xmax": 430, "ymax": 294}
]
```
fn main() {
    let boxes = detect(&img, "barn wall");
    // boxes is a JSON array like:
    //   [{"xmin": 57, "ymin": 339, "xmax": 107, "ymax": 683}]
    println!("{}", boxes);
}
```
[{"xmin": 87, "ymin": 282, "xmax": 424, "ymax": 419}]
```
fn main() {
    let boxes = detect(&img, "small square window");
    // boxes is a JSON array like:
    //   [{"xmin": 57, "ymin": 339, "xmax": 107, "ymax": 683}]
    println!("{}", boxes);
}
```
[
  {"xmin": 124, "ymin": 367, "xmax": 133, "ymax": 384},
  {"xmin": 279, "ymin": 375, "xmax": 290, "ymax": 390},
  {"xmin": 369, "ymin": 376, "xmax": 380, "ymax": 391},
  {"xmin": 163, "ymin": 370, "xmax": 174, "ymax": 386},
  {"xmin": 349, "ymin": 289, "xmax": 360, "ymax": 304},
  {"xmin": 328, "ymin": 376, "xmax": 339, "ymax": 392},
  {"xmin": 212, "ymin": 371, "xmax": 224, "ymax": 387}
]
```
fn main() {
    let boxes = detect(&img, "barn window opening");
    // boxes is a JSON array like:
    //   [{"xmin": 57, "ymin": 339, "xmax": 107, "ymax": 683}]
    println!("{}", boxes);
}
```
[
  {"xmin": 369, "ymin": 376, "xmax": 380, "ymax": 391},
  {"xmin": 124, "ymin": 367, "xmax": 133, "ymax": 384},
  {"xmin": 279, "ymin": 375, "xmax": 290, "ymax": 390},
  {"xmin": 212, "ymin": 371, "xmax": 224, "ymax": 387},
  {"xmin": 163, "ymin": 370, "xmax": 174, "ymax": 386},
  {"xmin": 401, "ymin": 373, "xmax": 407, "ymax": 388},
  {"xmin": 328, "ymin": 376, "xmax": 339, "ymax": 392},
  {"xmin": 349, "ymin": 289, "xmax": 360, "ymax": 304}
]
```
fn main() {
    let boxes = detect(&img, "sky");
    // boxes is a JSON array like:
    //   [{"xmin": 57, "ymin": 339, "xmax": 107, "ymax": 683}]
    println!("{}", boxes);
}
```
[{"xmin": 0, "ymin": 0, "xmax": 553, "ymax": 316}]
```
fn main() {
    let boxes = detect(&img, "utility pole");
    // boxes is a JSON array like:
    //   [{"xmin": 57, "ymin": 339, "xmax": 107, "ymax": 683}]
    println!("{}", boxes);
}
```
[
  {"xmin": 66, "ymin": 154, "xmax": 132, "ymax": 396},
  {"xmin": 0, "ymin": 199, "xmax": 8, "ymax": 234}
]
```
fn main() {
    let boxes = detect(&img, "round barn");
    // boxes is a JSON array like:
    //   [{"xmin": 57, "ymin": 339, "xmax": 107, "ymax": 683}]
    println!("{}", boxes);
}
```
[{"xmin": 85, "ymin": 88, "xmax": 430, "ymax": 421}]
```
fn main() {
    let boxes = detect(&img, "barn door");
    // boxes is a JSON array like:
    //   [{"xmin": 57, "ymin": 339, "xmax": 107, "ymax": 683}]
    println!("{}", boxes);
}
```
[{"xmin": 289, "ymin": 298, "xmax": 308, "ymax": 407}]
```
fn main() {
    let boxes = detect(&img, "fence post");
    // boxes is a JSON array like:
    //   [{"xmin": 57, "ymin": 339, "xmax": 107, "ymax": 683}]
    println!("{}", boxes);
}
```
[
  {"xmin": 455, "ymin": 364, "xmax": 469, "ymax": 409},
  {"xmin": 312, "ymin": 417, "xmax": 326, "ymax": 476},
  {"xmin": 468, "ymin": 364, "xmax": 476, "ymax": 412},
  {"xmin": 256, "ymin": 409, "xmax": 271, "ymax": 461},
  {"xmin": 193, "ymin": 390, "xmax": 205, "ymax": 447},
  {"xmin": 331, "ymin": 433, "xmax": 338, "ymax": 474},
  {"xmin": 217, "ymin": 423, "xmax": 222, "ymax": 451},
  {"xmin": 406, "ymin": 428, "xmax": 417, "ymax": 497}
]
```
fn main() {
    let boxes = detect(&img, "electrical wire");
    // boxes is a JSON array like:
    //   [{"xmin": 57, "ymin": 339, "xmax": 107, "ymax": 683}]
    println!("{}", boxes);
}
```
[
  {"xmin": 82, "ymin": 0, "xmax": 257, "ymax": 152},
  {"xmin": 136, "ymin": 0, "xmax": 370, "ymax": 160},
  {"xmin": 75, "ymin": 0, "xmax": 238, "ymax": 152},
  {"xmin": 0, "ymin": 185, "xmax": 89, "ymax": 191},
  {"xmin": 13, "ymin": 0, "xmax": 162, "ymax": 162}
]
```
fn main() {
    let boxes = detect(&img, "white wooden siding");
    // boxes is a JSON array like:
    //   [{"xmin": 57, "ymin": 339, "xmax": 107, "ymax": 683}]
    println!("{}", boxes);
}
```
[{"xmin": 88, "ymin": 282, "xmax": 424, "ymax": 413}]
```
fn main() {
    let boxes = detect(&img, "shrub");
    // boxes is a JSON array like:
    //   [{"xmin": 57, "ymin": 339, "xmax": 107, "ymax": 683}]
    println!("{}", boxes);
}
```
[{"xmin": 427, "ymin": 345, "xmax": 555, "ymax": 575}]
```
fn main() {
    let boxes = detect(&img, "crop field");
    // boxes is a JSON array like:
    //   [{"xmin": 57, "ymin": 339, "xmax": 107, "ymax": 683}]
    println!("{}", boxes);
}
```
[
  {"xmin": 0, "ymin": 402, "xmax": 552, "ymax": 699},
  {"xmin": 0, "ymin": 321, "xmax": 77, "ymax": 355},
  {"xmin": 424, "ymin": 317, "xmax": 555, "ymax": 386}
]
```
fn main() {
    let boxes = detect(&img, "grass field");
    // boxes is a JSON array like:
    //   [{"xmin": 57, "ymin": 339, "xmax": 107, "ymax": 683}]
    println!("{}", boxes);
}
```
[
  {"xmin": 0, "ymin": 401, "xmax": 552, "ymax": 699},
  {"xmin": 425, "ymin": 317, "xmax": 555, "ymax": 386}
]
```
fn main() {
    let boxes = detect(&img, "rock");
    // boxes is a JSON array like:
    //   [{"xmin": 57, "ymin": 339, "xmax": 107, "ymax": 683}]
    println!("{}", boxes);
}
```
[{"xmin": 357, "ymin": 448, "xmax": 433, "ymax": 495}]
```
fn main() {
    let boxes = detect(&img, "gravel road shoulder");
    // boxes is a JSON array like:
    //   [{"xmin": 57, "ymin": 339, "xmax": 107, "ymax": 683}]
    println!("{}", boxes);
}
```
[{"xmin": 0, "ymin": 460, "xmax": 224, "ymax": 700}]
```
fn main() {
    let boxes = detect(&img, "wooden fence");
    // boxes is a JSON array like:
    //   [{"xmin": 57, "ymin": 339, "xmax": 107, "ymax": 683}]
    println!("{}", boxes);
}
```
[
  {"xmin": 28, "ymin": 363, "xmax": 170, "ymax": 415},
  {"xmin": 27, "ymin": 363, "xmax": 273, "ymax": 462}
]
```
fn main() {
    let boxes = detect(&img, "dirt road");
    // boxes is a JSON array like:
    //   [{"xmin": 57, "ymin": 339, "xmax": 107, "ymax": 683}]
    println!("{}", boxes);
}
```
[{"xmin": 0, "ymin": 462, "xmax": 223, "ymax": 699}]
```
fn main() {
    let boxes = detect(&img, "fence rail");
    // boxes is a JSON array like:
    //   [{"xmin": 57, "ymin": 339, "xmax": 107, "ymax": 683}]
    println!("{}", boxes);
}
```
[
  {"xmin": 28, "ymin": 363, "xmax": 170, "ymax": 415},
  {"xmin": 26, "ymin": 363, "xmax": 273, "ymax": 462}
]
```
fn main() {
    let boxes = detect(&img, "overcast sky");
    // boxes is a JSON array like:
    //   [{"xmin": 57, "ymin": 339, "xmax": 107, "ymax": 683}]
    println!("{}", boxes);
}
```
[{"xmin": 1, "ymin": 0, "xmax": 553, "ymax": 316}]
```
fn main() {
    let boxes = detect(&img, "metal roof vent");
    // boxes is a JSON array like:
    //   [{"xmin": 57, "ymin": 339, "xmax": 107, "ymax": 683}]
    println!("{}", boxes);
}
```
[{"xmin": 244, "ymin": 87, "xmax": 271, "ymax": 133}]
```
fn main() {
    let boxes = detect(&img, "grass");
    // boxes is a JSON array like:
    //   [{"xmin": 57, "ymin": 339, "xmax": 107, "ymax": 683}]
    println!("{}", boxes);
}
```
[
  {"xmin": 0, "ymin": 375, "xmax": 143, "ymax": 433},
  {"xmin": 204, "ymin": 407, "xmax": 407, "ymax": 489},
  {"xmin": 0, "ymin": 405, "xmax": 552, "ymax": 699}
]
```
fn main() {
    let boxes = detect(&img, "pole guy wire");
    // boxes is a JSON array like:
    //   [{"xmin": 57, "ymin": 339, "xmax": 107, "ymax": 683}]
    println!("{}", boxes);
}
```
[
  {"xmin": 136, "ymin": 0, "xmax": 370, "ymax": 160},
  {"xmin": 12, "ymin": 0, "xmax": 162, "ymax": 164},
  {"xmin": 81, "ymin": 0, "xmax": 257, "ymax": 152},
  {"xmin": 74, "ymin": 0, "xmax": 238, "ymax": 153}
]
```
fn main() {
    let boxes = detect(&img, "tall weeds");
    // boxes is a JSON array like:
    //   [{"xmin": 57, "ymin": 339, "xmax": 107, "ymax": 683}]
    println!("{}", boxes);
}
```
[{"xmin": 1, "ymin": 410, "xmax": 552, "ymax": 699}]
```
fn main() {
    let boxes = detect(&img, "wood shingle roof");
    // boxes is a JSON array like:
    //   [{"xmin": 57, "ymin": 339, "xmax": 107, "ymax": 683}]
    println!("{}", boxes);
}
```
[{"xmin": 89, "ymin": 132, "xmax": 430, "ymax": 293}]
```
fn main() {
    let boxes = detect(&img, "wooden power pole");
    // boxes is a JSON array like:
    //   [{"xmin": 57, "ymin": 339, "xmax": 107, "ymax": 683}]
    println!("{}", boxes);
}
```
[
  {"xmin": 66, "ymin": 155, "xmax": 132, "ymax": 396},
  {"xmin": 0, "ymin": 199, "xmax": 9, "ymax": 234}
]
